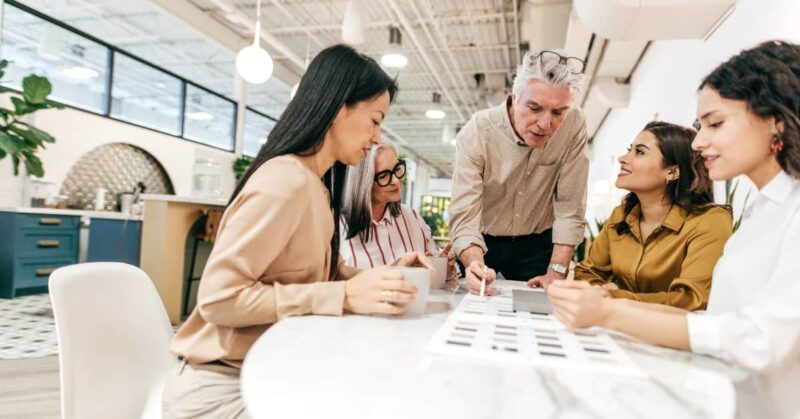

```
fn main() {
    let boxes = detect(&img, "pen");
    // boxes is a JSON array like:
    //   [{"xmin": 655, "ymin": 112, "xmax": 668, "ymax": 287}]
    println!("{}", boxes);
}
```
[{"xmin": 479, "ymin": 265, "xmax": 487, "ymax": 297}]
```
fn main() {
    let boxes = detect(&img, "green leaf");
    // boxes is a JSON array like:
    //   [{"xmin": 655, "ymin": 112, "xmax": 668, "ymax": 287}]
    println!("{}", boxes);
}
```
[
  {"xmin": 0, "ymin": 131, "xmax": 23, "ymax": 154},
  {"xmin": 45, "ymin": 99, "xmax": 65, "ymax": 109},
  {"xmin": 9, "ymin": 124, "xmax": 43, "ymax": 147},
  {"xmin": 0, "ymin": 59, "xmax": 7, "ymax": 79},
  {"xmin": 22, "ymin": 151, "xmax": 44, "ymax": 178},
  {"xmin": 17, "ymin": 122, "xmax": 55, "ymax": 143},
  {"xmin": 10, "ymin": 96, "xmax": 29, "ymax": 114},
  {"xmin": 0, "ymin": 147, "xmax": 6, "ymax": 160},
  {"xmin": 22, "ymin": 75, "xmax": 52, "ymax": 104}
]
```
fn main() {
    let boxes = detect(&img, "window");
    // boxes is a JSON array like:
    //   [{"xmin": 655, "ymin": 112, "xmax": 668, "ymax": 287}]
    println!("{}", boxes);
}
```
[
  {"xmin": 110, "ymin": 53, "xmax": 182, "ymax": 135},
  {"xmin": 0, "ymin": 4, "xmax": 110, "ymax": 113},
  {"xmin": 183, "ymin": 84, "xmax": 236, "ymax": 151},
  {"xmin": 242, "ymin": 109, "xmax": 276, "ymax": 157}
]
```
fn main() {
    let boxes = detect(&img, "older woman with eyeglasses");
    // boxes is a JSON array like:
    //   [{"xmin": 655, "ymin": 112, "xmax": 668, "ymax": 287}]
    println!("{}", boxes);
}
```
[{"xmin": 340, "ymin": 144, "xmax": 459, "ymax": 280}]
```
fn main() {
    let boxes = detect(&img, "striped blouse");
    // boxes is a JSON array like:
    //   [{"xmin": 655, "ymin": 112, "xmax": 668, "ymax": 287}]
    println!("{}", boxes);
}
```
[{"xmin": 339, "ymin": 204, "xmax": 439, "ymax": 269}]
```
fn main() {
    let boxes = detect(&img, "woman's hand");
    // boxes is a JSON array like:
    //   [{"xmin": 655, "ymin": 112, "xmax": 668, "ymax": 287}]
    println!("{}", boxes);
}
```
[
  {"xmin": 393, "ymin": 252, "xmax": 433, "ymax": 270},
  {"xmin": 438, "ymin": 243, "xmax": 460, "ymax": 280},
  {"xmin": 343, "ymin": 266, "xmax": 418, "ymax": 315},
  {"xmin": 465, "ymin": 261, "xmax": 496, "ymax": 295},
  {"xmin": 548, "ymin": 280, "xmax": 611, "ymax": 329}
]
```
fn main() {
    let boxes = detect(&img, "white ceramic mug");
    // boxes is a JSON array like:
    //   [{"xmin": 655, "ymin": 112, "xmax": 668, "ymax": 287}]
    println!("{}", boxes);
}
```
[
  {"xmin": 390, "ymin": 266, "xmax": 430, "ymax": 317},
  {"xmin": 429, "ymin": 256, "xmax": 448, "ymax": 289}
]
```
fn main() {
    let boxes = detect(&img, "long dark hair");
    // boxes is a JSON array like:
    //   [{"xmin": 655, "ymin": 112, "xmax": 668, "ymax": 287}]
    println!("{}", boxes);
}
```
[
  {"xmin": 616, "ymin": 121, "xmax": 716, "ymax": 235},
  {"xmin": 699, "ymin": 40, "xmax": 800, "ymax": 179},
  {"xmin": 229, "ymin": 44, "xmax": 398, "ymax": 279}
]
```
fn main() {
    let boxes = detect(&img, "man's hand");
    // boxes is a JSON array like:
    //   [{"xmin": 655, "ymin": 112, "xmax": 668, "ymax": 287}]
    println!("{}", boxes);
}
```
[{"xmin": 527, "ymin": 269, "xmax": 566, "ymax": 290}]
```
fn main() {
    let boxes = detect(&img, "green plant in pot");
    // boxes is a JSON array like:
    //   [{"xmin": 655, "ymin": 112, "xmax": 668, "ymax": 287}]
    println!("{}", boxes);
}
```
[
  {"xmin": 233, "ymin": 155, "xmax": 253, "ymax": 182},
  {"xmin": 0, "ymin": 59, "xmax": 63, "ymax": 177}
]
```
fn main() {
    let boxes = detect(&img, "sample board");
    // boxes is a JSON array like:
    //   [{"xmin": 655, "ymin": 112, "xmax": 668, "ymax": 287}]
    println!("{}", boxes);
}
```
[{"xmin": 426, "ymin": 290, "xmax": 645, "ymax": 377}]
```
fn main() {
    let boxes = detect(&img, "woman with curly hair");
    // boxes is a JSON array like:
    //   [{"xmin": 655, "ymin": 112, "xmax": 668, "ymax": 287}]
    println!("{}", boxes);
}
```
[
  {"xmin": 561, "ymin": 121, "xmax": 732, "ymax": 310},
  {"xmin": 548, "ymin": 40, "xmax": 800, "ymax": 417}
]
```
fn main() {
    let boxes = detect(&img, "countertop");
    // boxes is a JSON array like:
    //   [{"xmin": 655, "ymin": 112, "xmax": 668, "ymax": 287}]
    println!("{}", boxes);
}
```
[
  {"xmin": 0, "ymin": 207, "xmax": 142, "ymax": 221},
  {"xmin": 140, "ymin": 194, "xmax": 227, "ymax": 206}
]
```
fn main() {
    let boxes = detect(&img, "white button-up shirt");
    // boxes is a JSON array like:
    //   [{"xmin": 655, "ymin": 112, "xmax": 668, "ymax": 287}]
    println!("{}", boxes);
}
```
[
  {"xmin": 687, "ymin": 171, "xmax": 800, "ymax": 418},
  {"xmin": 340, "ymin": 204, "xmax": 439, "ymax": 269}
]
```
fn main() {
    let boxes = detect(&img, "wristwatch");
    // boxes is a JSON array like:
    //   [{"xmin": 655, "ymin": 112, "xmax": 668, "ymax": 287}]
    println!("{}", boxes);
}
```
[{"xmin": 547, "ymin": 262, "xmax": 568, "ymax": 275}]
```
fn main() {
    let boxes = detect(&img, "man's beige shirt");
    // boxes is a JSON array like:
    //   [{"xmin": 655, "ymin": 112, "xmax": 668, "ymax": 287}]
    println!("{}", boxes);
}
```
[{"xmin": 449, "ymin": 97, "xmax": 589, "ymax": 256}]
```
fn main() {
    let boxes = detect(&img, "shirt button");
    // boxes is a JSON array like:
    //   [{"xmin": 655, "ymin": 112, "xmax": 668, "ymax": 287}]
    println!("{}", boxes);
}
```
[
  {"xmin": 517, "ymin": 191, "xmax": 522, "ymax": 195},
  {"xmin": 526, "ymin": 172, "xmax": 531, "ymax": 176},
  {"xmin": 515, "ymin": 214, "xmax": 520, "ymax": 217}
]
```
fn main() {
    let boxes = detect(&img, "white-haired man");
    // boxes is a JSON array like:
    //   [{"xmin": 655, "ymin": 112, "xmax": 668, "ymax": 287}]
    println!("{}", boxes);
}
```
[{"xmin": 449, "ymin": 50, "xmax": 589, "ymax": 295}]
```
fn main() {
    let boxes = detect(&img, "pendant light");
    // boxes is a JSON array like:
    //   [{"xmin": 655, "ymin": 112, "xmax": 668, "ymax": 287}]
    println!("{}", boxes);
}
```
[
  {"xmin": 341, "ymin": 0, "xmax": 366, "ymax": 45},
  {"xmin": 235, "ymin": 0, "xmax": 274, "ymax": 84},
  {"xmin": 380, "ymin": 25, "xmax": 407, "ymax": 68}
]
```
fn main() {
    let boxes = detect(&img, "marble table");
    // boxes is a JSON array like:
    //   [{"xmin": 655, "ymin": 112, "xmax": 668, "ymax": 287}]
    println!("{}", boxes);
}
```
[{"xmin": 241, "ymin": 280, "xmax": 760, "ymax": 419}]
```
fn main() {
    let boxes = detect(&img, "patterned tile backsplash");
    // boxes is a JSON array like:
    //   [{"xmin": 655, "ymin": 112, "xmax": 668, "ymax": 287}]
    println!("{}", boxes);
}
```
[{"xmin": 60, "ymin": 142, "xmax": 174, "ymax": 210}]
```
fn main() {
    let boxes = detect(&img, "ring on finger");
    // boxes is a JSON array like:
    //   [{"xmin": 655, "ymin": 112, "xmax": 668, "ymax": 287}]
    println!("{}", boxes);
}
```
[{"xmin": 381, "ymin": 289, "xmax": 393, "ymax": 303}]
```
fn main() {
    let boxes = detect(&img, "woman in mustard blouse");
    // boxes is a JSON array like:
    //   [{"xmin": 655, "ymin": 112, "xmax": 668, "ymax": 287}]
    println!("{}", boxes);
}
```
[{"xmin": 574, "ymin": 121, "xmax": 732, "ymax": 310}]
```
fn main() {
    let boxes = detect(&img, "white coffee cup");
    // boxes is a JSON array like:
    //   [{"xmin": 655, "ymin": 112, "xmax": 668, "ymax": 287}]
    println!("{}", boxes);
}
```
[
  {"xmin": 391, "ymin": 266, "xmax": 430, "ymax": 317},
  {"xmin": 429, "ymin": 256, "xmax": 448, "ymax": 289}
]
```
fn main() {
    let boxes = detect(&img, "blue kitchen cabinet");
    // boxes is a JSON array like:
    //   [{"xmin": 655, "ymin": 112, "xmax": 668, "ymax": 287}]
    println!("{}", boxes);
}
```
[
  {"xmin": 0, "ymin": 212, "xmax": 80, "ymax": 298},
  {"xmin": 86, "ymin": 218, "xmax": 142, "ymax": 266}
]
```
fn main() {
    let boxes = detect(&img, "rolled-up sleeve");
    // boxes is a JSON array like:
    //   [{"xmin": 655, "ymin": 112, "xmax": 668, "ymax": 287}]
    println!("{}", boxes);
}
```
[
  {"xmin": 552, "ymin": 117, "xmax": 589, "ymax": 246},
  {"xmin": 574, "ymin": 218, "xmax": 614, "ymax": 285},
  {"xmin": 449, "ymin": 118, "xmax": 487, "ymax": 257},
  {"xmin": 196, "ymin": 163, "xmax": 345, "ymax": 328}
]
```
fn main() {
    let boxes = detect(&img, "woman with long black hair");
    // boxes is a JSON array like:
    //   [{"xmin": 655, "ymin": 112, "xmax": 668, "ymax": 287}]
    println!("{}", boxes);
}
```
[{"xmin": 163, "ymin": 44, "xmax": 428, "ymax": 418}]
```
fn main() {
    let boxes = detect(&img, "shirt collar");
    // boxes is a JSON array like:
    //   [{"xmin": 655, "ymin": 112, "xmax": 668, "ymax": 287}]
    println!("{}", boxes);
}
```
[
  {"xmin": 371, "ymin": 205, "xmax": 394, "ymax": 226},
  {"xmin": 492, "ymin": 95, "xmax": 527, "ymax": 147},
  {"xmin": 623, "ymin": 203, "xmax": 687, "ymax": 235},
  {"xmin": 757, "ymin": 170, "xmax": 794, "ymax": 205},
  {"xmin": 661, "ymin": 204, "xmax": 688, "ymax": 232}
]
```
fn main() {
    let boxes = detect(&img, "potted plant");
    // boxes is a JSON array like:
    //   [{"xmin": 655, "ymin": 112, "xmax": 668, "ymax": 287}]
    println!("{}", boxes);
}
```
[
  {"xmin": 0, "ymin": 59, "xmax": 63, "ymax": 177},
  {"xmin": 233, "ymin": 155, "xmax": 253, "ymax": 182}
]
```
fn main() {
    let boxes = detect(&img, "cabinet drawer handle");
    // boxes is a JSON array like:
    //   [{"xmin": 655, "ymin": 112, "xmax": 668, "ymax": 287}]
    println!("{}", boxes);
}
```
[
  {"xmin": 35, "ymin": 268, "xmax": 55, "ymax": 276},
  {"xmin": 39, "ymin": 218, "xmax": 62, "ymax": 225},
  {"xmin": 37, "ymin": 240, "xmax": 60, "ymax": 248}
]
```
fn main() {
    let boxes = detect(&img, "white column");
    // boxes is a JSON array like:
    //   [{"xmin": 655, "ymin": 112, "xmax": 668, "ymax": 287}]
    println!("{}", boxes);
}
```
[{"xmin": 233, "ymin": 71, "xmax": 248, "ymax": 156}]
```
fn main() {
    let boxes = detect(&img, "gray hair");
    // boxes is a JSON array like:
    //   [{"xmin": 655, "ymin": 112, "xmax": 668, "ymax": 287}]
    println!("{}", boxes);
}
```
[
  {"xmin": 342, "ymin": 143, "xmax": 401, "ymax": 241},
  {"xmin": 511, "ymin": 49, "xmax": 588, "ymax": 103}
]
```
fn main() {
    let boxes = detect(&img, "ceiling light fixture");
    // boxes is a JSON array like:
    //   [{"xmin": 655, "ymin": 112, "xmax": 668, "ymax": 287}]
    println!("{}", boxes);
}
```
[
  {"xmin": 341, "ymin": 0, "xmax": 366, "ymax": 45},
  {"xmin": 62, "ymin": 66, "xmax": 98, "ymax": 80},
  {"xmin": 425, "ymin": 92, "xmax": 446, "ymax": 119},
  {"xmin": 380, "ymin": 25, "xmax": 407, "ymax": 68},
  {"xmin": 235, "ymin": 0, "xmax": 274, "ymax": 84}
]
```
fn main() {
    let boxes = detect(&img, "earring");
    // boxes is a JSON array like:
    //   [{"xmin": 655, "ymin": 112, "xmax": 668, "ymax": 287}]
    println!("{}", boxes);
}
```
[{"xmin": 771, "ymin": 134, "xmax": 785, "ymax": 154}]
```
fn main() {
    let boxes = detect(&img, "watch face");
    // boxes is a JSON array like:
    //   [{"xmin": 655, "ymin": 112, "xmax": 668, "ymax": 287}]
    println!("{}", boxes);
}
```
[{"xmin": 549, "ymin": 263, "xmax": 566, "ymax": 274}]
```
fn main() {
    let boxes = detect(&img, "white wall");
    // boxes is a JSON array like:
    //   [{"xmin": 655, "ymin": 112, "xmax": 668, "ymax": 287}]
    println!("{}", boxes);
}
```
[
  {"xmin": 589, "ymin": 0, "xmax": 800, "ymax": 221},
  {"xmin": 0, "ymin": 105, "xmax": 237, "ymax": 207}
]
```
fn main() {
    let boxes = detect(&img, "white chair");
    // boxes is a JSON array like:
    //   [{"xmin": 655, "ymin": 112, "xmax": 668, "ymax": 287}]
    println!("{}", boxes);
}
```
[{"xmin": 49, "ymin": 262, "xmax": 175, "ymax": 419}]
